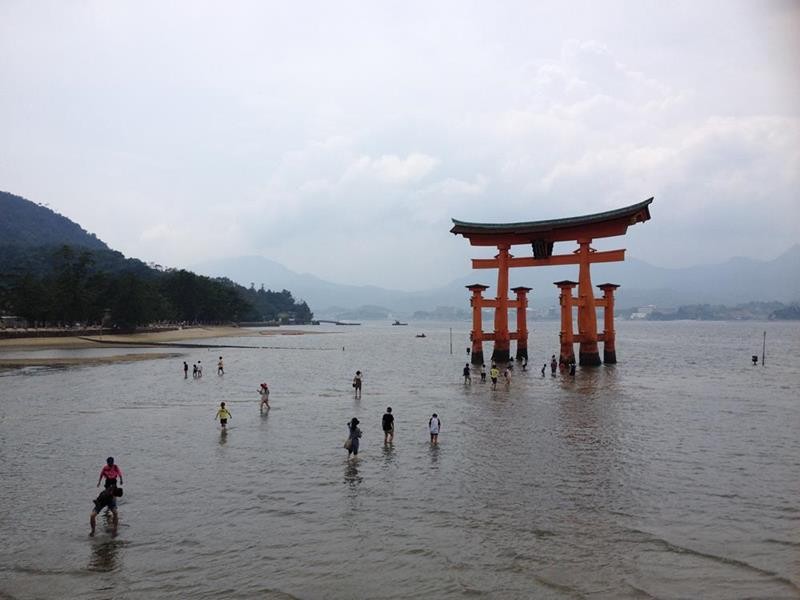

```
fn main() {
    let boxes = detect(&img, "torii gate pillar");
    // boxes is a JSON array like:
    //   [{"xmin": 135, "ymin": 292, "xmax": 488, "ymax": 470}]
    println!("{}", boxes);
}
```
[
  {"xmin": 466, "ymin": 284, "xmax": 489, "ymax": 365},
  {"xmin": 598, "ymin": 283, "xmax": 620, "ymax": 364},
  {"xmin": 576, "ymin": 239, "xmax": 601, "ymax": 366},
  {"xmin": 512, "ymin": 286, "xmax": 532, "ymax": 362},
  {"xmin": 491, "ymin": 245, "xmax": 512, "ymax": 363},
  {"xmin": 555, "ymin": 280, "xmax": 577, "ymax": 364}
]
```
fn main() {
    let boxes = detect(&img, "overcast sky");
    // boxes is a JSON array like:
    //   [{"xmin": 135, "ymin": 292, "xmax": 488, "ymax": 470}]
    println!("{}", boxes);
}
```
[{"xmin": 1, "ymin": 1, "xmax": 798, "ymax": 290}]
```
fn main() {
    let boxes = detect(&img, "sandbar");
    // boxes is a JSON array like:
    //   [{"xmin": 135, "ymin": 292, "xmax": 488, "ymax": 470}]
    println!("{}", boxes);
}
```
[
  {"xmin": 0, "ymin": 352, "xmax": 184, "ymax": 368},
  {"xmin": 0, "ymin": 326, "xmax": 311, "ymax": 351}
]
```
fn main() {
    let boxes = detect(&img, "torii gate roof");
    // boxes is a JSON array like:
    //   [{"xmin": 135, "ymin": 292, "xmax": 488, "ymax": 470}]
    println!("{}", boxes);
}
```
[{"xmin": 451, "ymin": 197, "xmax": 653, "ymax": 246}]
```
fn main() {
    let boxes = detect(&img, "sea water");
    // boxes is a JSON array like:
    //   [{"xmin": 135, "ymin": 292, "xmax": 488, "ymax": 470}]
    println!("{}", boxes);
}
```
[{"xmin": 0, "ymin": 320, "xmax": 798, "ymax": 599}]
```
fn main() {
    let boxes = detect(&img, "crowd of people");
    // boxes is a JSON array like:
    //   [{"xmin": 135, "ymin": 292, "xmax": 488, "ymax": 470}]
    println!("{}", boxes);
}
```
[
  {"xmin": 343, "ymin": 407, "xmax": 441, "ymax": 460},
  {"xmin": 461, "ymin": 353, "xmax": 577, "ymax": 390},
  {"xmin": 89, "ymin": 353, "xmax": 575, "ymax": 536}
]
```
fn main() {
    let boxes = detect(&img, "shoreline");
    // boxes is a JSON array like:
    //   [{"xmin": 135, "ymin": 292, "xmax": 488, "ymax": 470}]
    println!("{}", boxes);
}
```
[
  {"xmin": 0, "ymin": 325, "xmax": 308, "ymax": 351},
  {"xmin": 0, "ymin": 326, "xmax": 321, "ymax": 368},
  {"xmin": 0, "ymin": 352, "xmax": 185, "ymax": 368}
]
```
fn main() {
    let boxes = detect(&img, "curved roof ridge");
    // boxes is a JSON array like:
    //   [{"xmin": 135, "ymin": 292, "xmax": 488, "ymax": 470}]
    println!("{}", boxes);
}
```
[{"xmin": 451, "ymin": 198, "xmax": 653, "ymax": 231}]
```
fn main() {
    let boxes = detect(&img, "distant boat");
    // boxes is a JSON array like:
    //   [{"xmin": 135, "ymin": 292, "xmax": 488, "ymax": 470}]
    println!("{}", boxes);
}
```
[
  {"xmin": 415, "ymin": 333, "xmax": 426, "ymax": 338},
  {"xmin": 392, "ymin": 320, "xmax": 408, "ymax": 326}
]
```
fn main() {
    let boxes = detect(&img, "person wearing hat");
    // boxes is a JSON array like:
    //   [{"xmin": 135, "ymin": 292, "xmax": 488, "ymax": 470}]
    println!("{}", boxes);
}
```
[
  {"xmin": 346, "ymin": 417, "xmax": 362, "ymax": 459},
  {"xmin": 97, "ymin": 456, "xmax": 124, "ymax": 489},
  {"xmin": 258, "ymin": 383, "xmax": 270, "ymax": 412}
]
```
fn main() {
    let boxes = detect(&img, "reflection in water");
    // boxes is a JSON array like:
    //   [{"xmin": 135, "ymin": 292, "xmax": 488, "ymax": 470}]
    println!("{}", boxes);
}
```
[
  {"xmin": 381, "ymin": 443, "xmax": 395, "ymax": 468},
  {"xmin": 343, "ymin": 462, "xmax": 362, "ymax": 492},
  {"xmin": 2, "ymin": 321, "xmax": 798, "ymax": 599},
  {"xmin": 88, "ymin": 536, "xmax": 122, "ymax": 572},
  {"xmin": 556, "ymin": 365, "xmax": 617, "ymax": 398},
  {"xmin": 429, "ymin": 443, "xmax": 440, "ymax": 468}
]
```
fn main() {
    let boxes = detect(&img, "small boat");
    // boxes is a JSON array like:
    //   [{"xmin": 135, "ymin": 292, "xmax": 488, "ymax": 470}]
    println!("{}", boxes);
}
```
[
  {"xmin": 415, "ymin": 333, "xmax": 426, "ymax": 338},
  {"xmin": 392, "ymin": 320, "xmax": 408, "ymax": 326}
]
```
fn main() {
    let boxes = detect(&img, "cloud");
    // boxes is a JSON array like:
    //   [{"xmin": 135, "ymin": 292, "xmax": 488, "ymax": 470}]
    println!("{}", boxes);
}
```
[
  {"xmin": 233, "ymin": 35, "xmax": 798, "ymax": 281},
  {"xmin": 342, "ymin": 153, "xmax": 440, "ymax": 185},
  {"xmin": 429, "ymin": 175, "xmax": 489, "ymax": 197},
  {"xmin": 1, "ymin": 3, "xmax": 797, "ymax": 289},
  {"xmin": 139, "ymin": 223, "xmax": 173, "ymax": 242}
]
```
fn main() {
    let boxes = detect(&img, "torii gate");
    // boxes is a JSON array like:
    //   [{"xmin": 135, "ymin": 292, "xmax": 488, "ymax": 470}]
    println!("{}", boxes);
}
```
[{"xmin": 451, "ymin": 198, "xmax": 653, "ymax": 367}]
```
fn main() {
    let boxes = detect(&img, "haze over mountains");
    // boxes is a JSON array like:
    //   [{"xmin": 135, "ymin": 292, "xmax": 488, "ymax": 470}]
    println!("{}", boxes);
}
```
[
  {"xmin": 193, "ymin": 246, "xmax": 800, "ymax": 317},
  {"xmin": 2, "ymin": 190, "xmax": 798, "ymax": 318}
]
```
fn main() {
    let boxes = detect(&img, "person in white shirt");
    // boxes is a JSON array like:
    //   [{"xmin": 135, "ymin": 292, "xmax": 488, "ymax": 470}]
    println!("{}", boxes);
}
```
[{"xmin": 428, "ymin": 413, "xmax": 442, "ymax": 445}]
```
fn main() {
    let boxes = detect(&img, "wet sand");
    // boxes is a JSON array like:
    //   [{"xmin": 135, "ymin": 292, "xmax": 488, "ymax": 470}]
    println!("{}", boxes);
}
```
[
  {"xmin": 0, "ymin": 352, "xmax": 184, "ymax": 368},
  {"xmin": 0, "ymin": 326, "xmax": 312, "ymax": 367}
]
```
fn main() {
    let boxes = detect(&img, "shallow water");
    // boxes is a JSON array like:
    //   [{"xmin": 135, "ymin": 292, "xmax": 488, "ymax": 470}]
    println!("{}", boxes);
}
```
[{"xmin": 0, "ymin": 321, "xmax": 798, "ymax": 599}]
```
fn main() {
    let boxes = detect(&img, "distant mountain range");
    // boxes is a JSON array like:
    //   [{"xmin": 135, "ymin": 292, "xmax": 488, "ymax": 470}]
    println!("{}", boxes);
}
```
[
  {"xmin": 2, "ymin": 189, "xmax": 797, "ymax": 318},
  {"xmin": 193, "ymin": 245, "xmax": 800, "ymax": 317}
]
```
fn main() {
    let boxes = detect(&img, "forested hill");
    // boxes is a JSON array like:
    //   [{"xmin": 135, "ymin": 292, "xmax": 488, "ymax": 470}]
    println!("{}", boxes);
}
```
[
  {"xmin": 0, "ymin": 191, "xmax": 313, "ymax": 327},
  {"xmin": 0, "ymin": 190, "xmax": 108, "ymax": 250}
]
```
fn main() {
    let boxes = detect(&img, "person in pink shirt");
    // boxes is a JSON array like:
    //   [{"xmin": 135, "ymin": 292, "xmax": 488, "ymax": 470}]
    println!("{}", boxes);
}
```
[{"xmin": 97, "ymin": 456, "xmax": 124, "ymax": 489}]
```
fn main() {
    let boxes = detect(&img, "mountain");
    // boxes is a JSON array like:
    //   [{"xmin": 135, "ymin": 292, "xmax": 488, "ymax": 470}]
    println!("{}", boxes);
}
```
[
  {"xmin": 194, "ymin": 245, "xmax": 800, "ymax": 316},
  {"xmin": 0, "ymin": 191, "xmax": 313, "ymax": 326},
  {"xmin": 192, "ymin": 255, "xmax": 426, "ymax": 314},
  {"xmin": 5, "ymin": 188, "xmax": 795, "ymax": 315},
  {"xmin": 0, "ymin": 190, "xmax": 108, "ymax": 250}
]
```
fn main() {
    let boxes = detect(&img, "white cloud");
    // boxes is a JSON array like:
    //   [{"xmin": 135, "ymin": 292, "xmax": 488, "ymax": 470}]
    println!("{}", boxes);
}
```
[
  {"xmin": 342, "ymin": 153, "xmax": 440, "ymax": 185},
  {"xmin": 431, "ymin": 175, "xmax": 489, "ymax": 197},
  {"xmin": 0, "ymin": 2, "xmax": 797, "ymax": 288}
]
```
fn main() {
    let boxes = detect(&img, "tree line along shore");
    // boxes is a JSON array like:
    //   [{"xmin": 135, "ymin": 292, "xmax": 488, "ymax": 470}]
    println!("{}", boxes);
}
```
[{"xmin": 0, "ymin": 244, "xmax": 313, "ymax": 330}]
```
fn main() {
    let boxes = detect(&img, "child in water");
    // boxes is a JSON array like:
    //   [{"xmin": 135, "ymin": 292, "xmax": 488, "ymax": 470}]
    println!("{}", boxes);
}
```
[
  {"xmin": 429, "ymin": 413, "xmax": 442, "ymax": 445},
  {"xmin": 258, "ymin": 383, "xmax": 270, "ymax": 411},
  {"xmin": 97, "ymin": 456, "xmax": 123, "ymax": 489},
  {"xmin": 215, "ymin": 402, "xmax": 232, "ymax": 429},
  {"xmin": 89, "ymin": 486, "xmax": 123, "ymax": 537}
]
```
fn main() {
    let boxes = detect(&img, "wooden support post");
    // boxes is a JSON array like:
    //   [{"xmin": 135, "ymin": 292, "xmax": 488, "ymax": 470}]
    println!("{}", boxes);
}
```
[
  {"xmin": 511, "ymin": 286, "xmax": 531, "ymax": 362},
  {"xmin": 466, "ymin": 284, "xmax": 489, "ymax": 365},
  {"xmin": 492, "ymin": 245, "xmax": 511, "ymax": 363},
  {"xmin": 576, "ymin": 240, "xmax": 601, "ymax": 366},
  {"xmin": 598, "ymin": 283, "xmax": 619, "ymax": 364},
  {"xmin": 555, "ymin": 280, "xmax": 577, "ymax": 364}
]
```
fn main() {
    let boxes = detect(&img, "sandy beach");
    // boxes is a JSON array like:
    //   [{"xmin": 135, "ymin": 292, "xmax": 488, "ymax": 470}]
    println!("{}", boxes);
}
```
[{"xmin": 0, "ymin": 326, "xmax": 312, "ymax": 367}]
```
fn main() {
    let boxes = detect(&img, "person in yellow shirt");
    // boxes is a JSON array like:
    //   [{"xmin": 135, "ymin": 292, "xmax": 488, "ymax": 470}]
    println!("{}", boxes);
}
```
[
  {"xmin": 489, "ymin": 365, "xmax": 500, "ymax": 390},
  {"xmin": 214, "ymin": 402, "xmax": 232, "ymax": 429}
]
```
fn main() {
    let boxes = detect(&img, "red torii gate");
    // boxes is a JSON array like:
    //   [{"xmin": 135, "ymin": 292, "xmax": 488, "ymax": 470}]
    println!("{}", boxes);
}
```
[{"xmin": 451, "ymin": 198, "xmax": 653, "ymax": 367}]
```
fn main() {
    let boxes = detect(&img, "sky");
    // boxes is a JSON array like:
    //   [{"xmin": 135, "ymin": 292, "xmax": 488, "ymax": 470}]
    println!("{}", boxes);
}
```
[{"xmin": 1, "ymin": 0, "xmax": 798, "ymax": 290}]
